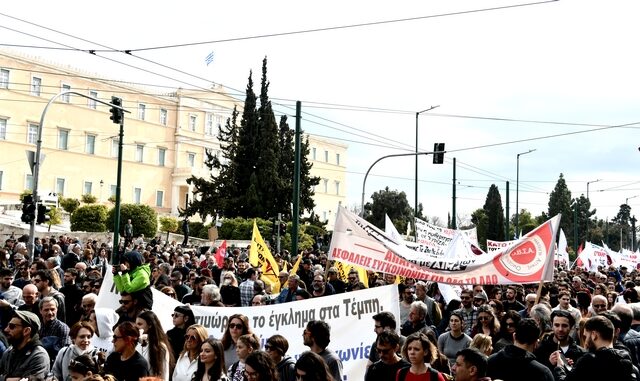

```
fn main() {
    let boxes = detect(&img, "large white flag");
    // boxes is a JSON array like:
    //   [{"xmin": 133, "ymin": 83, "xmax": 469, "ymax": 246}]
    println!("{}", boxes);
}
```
[
  {"xmin": 555, "ymin": 229, "xmax": 570, "ymax": 268},
  {"xmin": 329, "ymin": 207, "xmax": 560, "ymax": 285}
]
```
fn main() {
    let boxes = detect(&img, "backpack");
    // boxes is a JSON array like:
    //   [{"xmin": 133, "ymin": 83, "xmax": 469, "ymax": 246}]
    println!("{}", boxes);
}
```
[{"xmin": 397, "ymin": 366, "xmax": 441, "ymax": 381}]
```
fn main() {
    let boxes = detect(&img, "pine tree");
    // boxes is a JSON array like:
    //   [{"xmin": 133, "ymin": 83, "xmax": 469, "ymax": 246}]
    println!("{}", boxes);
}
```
[
  {"xmin": 483, "ymin": 184, "xmax": 505, "ymax": 241},
  {"xmin": 548, "ymin": 173, "xmax": 573, "ymax": 246}
]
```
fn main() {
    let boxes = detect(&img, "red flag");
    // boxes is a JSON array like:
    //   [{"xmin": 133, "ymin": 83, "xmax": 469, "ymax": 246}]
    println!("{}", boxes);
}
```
[
  {"xmin": 215, "ymin": 240, "xmax": 227, "ymax": 268},
  {"xmin": 577, "ymin": 243, "xmax": 584, "ymax": 255}
]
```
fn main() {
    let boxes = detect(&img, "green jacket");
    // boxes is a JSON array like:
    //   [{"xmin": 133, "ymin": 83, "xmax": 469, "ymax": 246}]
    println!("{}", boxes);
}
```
[{"xmin": 114, "ymin": 263, "xmax": 151, "ymax": 293}]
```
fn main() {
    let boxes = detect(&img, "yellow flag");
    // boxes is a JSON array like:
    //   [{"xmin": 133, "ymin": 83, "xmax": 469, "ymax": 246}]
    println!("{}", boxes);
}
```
[
  {"xmin": 290, "ymin": 254, "xmax": 303, "ymax": 275},
  {"xmin": 282, "ymin": 260, "xmax": 288, "ymax": 273},
  {"xmin": 249, "ymin": 220, "xmax": 281, "ymax": 293},
  {"xmin": 351, "ymin": 265, "xmax": 369, "ymax": 288},
  {"xmin": 333, "ymin": 260, "xmax": 349, "ymax": 282}
]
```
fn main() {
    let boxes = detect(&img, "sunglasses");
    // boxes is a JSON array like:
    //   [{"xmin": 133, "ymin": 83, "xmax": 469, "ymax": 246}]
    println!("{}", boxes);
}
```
[
  {"xmin": 228, "ymin": 323, "xmax": 243, "ymax": 330},
  {"xmin": 171, "ymin": 313, "xmax": 184, "ymax": 318},
  {"xmin": 479, "ymin": 316, "xmax": 491, "ymax": 321},
  {"xmin": 184, "ymin": 335, "xmax": 198, "ymax": 341},
  {"xmin": 264, "ymin": 344, "xmax": 274, "ymax": 351},
  {"xmin": 7, "ymin": 322, "xmax": 23, "ymax": 329}
]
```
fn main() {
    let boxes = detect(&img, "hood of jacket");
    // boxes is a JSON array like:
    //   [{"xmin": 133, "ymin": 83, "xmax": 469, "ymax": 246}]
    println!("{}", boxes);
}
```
[
  {"xmin": 123, "ymin": 251, "xmax": 144, "ymax": 271},
  {"xmin": 94, "ymin": 307, "xmax": 118, "ymax": 339}
]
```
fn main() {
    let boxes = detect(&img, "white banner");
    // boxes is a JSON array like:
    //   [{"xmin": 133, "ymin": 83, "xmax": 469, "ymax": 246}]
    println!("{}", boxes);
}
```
[
  {"xmin": 97, "ymin": 269, "xmax": 400, "ymax": 381},
  {"xmin": 487, "ymin": 238, "xmax": 520, "ymax": 253},
  {"xmin": 329, "ymin": 207, "xmax": 560, "ymax": 285},
  {"xmin": 414, "ymin": 217, "xmax": 479, "ymax": 258},
  {"xmin": 575, "ymin": 242, "xmax": 610, "ymax": 271}
]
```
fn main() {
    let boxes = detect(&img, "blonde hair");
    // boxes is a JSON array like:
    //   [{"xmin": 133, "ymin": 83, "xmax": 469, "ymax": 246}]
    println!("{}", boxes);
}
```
[{"xmin": 470, "ymin": 333, "xmax": 493, "ymax": 355}]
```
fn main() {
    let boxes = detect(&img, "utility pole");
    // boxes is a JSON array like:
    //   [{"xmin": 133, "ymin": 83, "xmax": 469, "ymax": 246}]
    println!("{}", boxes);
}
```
[
  {"xmin": 451, "ymin": 158, "xmax": 456, "ymax": 229},
  {"xmin": 505, "ymin": 181, "xmax": 510, "ymax": 240},
  {"xmin": 291, "ymin": 101, "xmax": 302, "ymax": 257}
]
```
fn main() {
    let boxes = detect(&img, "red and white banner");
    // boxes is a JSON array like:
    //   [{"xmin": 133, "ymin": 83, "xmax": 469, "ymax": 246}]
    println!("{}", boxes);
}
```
[
  {"xmin": 414, "ymin": 217, "xmax": 479, "ymax": 258},
  {"xmin": 574, "ymin": 242, "xmax": 610, "ymax": 271},
  {"xmin": 603, "ymin": 244, "xmax": 640, "ymax": 270},
  {"xmin": 329, "ymin": 207, "xmax": 560, "ymax": 285},
  {"xmin": 487, "ymin": 238, "xmax": 519, "ymax": 253}
]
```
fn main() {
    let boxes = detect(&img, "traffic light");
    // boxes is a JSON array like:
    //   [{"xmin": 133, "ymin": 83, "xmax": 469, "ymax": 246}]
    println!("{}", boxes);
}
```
[
  {"xmin": 109, "ymin": 96, "xmax": 123, "ymax": 125},
  {"xmin": 21, "ymin": 195, "xmax": 36, "ymax": 223},
  {"xmin": 433, "ymin": 143, "xmax": 445, "ymax": 164},
  {"xmin": 37, "ymin": 203, "xmax": 51, "ymax": 224},
  {"xmin": 279, "ymin": 222, "xmax": 287, "ymax": 235}
]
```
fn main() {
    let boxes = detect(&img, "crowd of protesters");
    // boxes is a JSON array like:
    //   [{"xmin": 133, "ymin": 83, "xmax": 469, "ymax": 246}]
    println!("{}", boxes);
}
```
[{"xmin": 1, "ymin": 231, "xmax": 640, "ymax": 381}]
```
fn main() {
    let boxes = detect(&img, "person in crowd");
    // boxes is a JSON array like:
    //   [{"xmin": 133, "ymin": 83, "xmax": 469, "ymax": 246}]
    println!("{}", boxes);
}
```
[
  {"xmin": 89, "ymin": 307, "xmax": 119, "ymax": 354},
  {"xmin": 438, "ymin": 311, "xmax": 472, "ymax": 365},
  {"xmin": 220, "ymin": 271, "xmax": 241, "ymax": 307},
  {"xmin": 502, "ymin": 286, "xmax": 525, "ymax": 313},
  {"xmin": 0, "ymin": 267, "xmax": 22, "ymax": 306},
  {"xmin": 0, "ymin": 310, "xmax": 50, "ymax": 380},
  {"xmin": 469, "ymin": 333, "xmax": 493, "ymax": 356},
  {"xmin": 396, "ymin": 332, "xmax": 447, "ymax": 381},
  {"xmin": 519, "ymin": 293, "xmax": 537, "ymax": 319},
  {"xmin": 191, "ymin": 338, "xmax": 228, "ymax": 381},
  {"xmin": 265, "ymin": 334, "xmax": 296, "ymax": 381},
  {"xmin": 169, "ymin": 271, "xmax": 191, "ymax": 302},
  {"xmin": 553, "ymin": 290, "xmax": 582, "ymax": 331},
  {"xmin": 326, "ymin": 267, "xmax": 346, "ymax": 294},
  {"xmin": 39, "ymin": 296, "xmax": 72, "ymax": 363},
  {"xmin": 228, "ymin": 334, "xmax": 259, "ymax": 381},
  {"xmin": 302, "ymin": 320, "xmax": 343, "ymax": 381},
  {"xmin": 591, "ymin": 294, "xmax": 608, "ymax": 315},
  {"xmin": 276, "ymin": 275, "xmax": 302, "ymax": 304},
  {"xmin": 345, "ymin": 269, "xmax": 367, "ymax": 291},
  {"xmin": 534, "ymin": 310, "xmax": 586, "ymax": 371},
  {"xmin": 68, "ymin": 353, "xmax": 103, "ymax": 381},
  {"xmin": 401, "ymin": 301, "xmax": 435, "ymax": 337},
  {"xmin": 451, "ymin": 347, "xmax": 490, "ymax": 381},
  {"xmin": 415, "ymin": 281, "xmax": 442, "ymax": 327},
  {"xmin": 152, "ymin": 263, "xmax": 171, "ymax": 290},
  {"xmin": 399, "ymin": 284, "xmax": 416, "ymax": 323},
  {"xmin": 294, "ymin": 351, "xmax": 332, "ymax": 381},
  {"xmin": 365, "ymin": 329, "xmax": 409, "ymax": 381},
  {"xmin": 182, "ymin": 276, "xmax": 207, "ymax": 305},
  {"xmin": 80, "ymin": 293, "xmax": 97, "ymax": 322},
  {"xmin": 173, "ymin": 324, "xmax": 209, "ymax": 381},
  {"xmin": 113, "ymin": 250, "xmax": 152, "ymax": 309},
  {"xmin": 493, "ymin": 311, "xmax": 521, "ymax": 352},
  {"xmin": 239, "ymin": 268, "xmax": 257, "ymax": 307},
  {"xmin": 367, "ymin": 311, "xmax": 404, "ymax": 366},
  {"xmin": 455, "ymin": 289, "xmax": 479, "ymax": 336},
  {"xmin": 530, "ymin": 303, "xmax": 553, "ymax": 338},
  {"xmin": 52, "ymin": 321, "xmax": 97, "ymax": 381},
  {"xmin": 18, "ymin": 283, "xmax": 42, "ymax": 323},
  {"xmin": 104, "ymin": 321, "xmax": 150, "ymax": 381},
  {"xmin": 115, "ymin": 291, "xmax": 145, "ymax": 325},
  {"xmin": 244, "ymin": 351, "xmax": 277, "ymax": 381},
  {"xmin": 222, "ymin": 314, "xmax": 252, "ymax": 369},
  {"xmin": 611, "ymin": 303, "xmax": 640, "ymax": 369},
  {"xmin": 166, "ymin": 305, "xmax": 195, "ymax": 360},
  {"xmin": 310, "ymin": 273, "xmax": 334, "ymax": 298},
  {"xmin": 136, "ymin": 310, "xmax": 174, "ymax": 381},
  {"xmin": 471, "ymin": 305, "xmax": 500, "ymax": 342},
  {"xmin": 201, "ymin": 284, "xmax": 225, "ymax": 307},
  {"xmin": 33, "ymin": 269, "xmax": 66, "ymax": 322},
  {"xmin": 551, "ymin": 315, "xmax": 637, "ymax": 380},
  {"xmin": 251, "ymin": 294, "xmax": 269, "ymax": 306},
  {"xmin": 487, "ymin": 318, "xmax": 554, "ymax": 381},
  {"xmin": 60, "ymin": 268, "xmax": 84, "ymax": 327}
]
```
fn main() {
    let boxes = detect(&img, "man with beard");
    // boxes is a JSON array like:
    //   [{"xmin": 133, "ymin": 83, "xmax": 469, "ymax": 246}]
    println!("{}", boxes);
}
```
[
  {"xmin": 60, "ymin": 268, "xmax": 83, "ymax": 327},
  {"xmin": 534, "ymin": 310, "xmax": 586, "ymax": 371},
  {"xmin": 365, "ymin": 329, "xmax": 409, "ymax": 381},
  {"xmin": 303, "ymin": 320, "xmax": 343, "ymax": 381},
  {"xmin": 455, "ymin": 289, "xmax": 479, "ymax": 335},
  {"xmin": 311, "ymin": 274, "xmax": 334, "ymax": 298},
  {"xmin": 33, "ymin": 270, "xmax": 66, "ymax": 323},
  {"xmin": 551, "ymin": 315, "xmax": 636, "ymax": 381},
  {"xmin": 181, "ymin": 276, "xmax": 207, "ymax": 305},
  {"xmin": 0, "ymin": 310, "xmax": 50, "ymax": 379},
  {"xmin": 503, "ymin": 286, "xmax": 526, "ymax": 313},
  {"xmin": 326, "ymin": 267, "xmax": 346, "ymax": 294}
]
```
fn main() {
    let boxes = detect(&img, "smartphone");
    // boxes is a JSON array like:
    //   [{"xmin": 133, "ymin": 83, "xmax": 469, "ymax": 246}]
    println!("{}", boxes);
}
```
[{"xmin": 558, "ymin": 352, "xmax": 572, "ymax": 371}]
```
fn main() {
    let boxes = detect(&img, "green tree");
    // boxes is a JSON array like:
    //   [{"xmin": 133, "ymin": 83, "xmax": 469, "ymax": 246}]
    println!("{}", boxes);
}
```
[
  {"xmin": 471, "ymin": 208, "xmax": 488, "ymax": 251},
  {"xmin": 613, "ymin": 203, "xmax": 632, "ymax": 250},
  {"xmin": 510, "ymin": 209, "xmax": 538, "ymax": 237},
  {"xmin": 106, "ymin": 204, "xmax": 158, "ymax": 238},
  {"xmin": 81, "ymin": 194, "xmax": 97, "ymax": 204},
  {"xmin": 159, "ymin": 216, "xmax": 179, "ymax": 233},
  {"xmin": 571, "ymin": 194, "xmax": 595, "ymax": 247},
  {"xmin": 60, "ymin": 197, "xmax": 81, "ymax": 214},
  {"xmin": 364, "ymin": 187, "xmax": 413, "ymax": 233},
  {"xmin": 71, "ymin": 204, "xmax": 109, "ymax": 232},
  {"xmin": 548, "ymin": 173, "xmax": 573, "ymax": 246},
  {"xmin": 483, "ymin": 184, "xmax": 505, "ymax": 241},
  {"xmin": 46, "ymin": 206, "xmax": 63, "ymax": 232}
]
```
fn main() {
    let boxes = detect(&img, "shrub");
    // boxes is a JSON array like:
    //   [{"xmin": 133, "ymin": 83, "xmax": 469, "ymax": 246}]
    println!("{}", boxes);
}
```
[
  {"xmin": 60, "ymin": 198, "xmax": 81, "ymax": 214},
  {"xmin": 19, "ymin": 190, "xmax": 33, "ymax": 202},
  {"xmin": 81, "ymin": 194, "xmax": 97, "ymax": 204},
  {"xmin": 106, "ymin": 203, "xmax": 158, "ymax": 238},
  {"xmin": 159, "ymin": 216, "xmax": 179, "ymax": 233},
  {"xmin": 70, "ymin": 204, "xmax": 109, "ymax": 232}
]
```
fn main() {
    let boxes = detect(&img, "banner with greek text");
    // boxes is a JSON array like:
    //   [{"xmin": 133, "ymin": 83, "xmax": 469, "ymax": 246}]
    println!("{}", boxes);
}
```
[
  {"xmin": 414, "ymin": 217, "xmax": 479, "ymax": 258},
  {"xmin": 487, "ymin": 238, "xmax": 520, "ymax": 253},
  {"xmin": 328, "ymin": 207, "xmax": 560, "ymax": 285},
  {"xmin": 575, "ymin": 241, "xmax": 610, "ymax": 271},
  {"xmin": 96, "ymin": 270, "xmax": 399, "ymax": 381}
]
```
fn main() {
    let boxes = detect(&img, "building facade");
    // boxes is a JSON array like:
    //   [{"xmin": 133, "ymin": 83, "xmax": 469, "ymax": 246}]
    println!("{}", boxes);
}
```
[{"xmin": 0, "ymin": 51, "xmax": 347, "ymax": 229}]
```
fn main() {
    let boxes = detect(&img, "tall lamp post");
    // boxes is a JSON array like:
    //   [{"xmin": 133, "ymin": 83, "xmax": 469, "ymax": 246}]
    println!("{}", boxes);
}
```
[
  {"xmin": 515, "ymin": 149, "xmax": 536, "ymax": 238},
  {"xmin": 624, "ymin": 196, "xmax": 638, "ymax": 250},
  {"xmin": 586, "ymin": 178, "xmax": 601, "ymax": 241},
  {"xmin": 415, "ymin": 106, "xmax": 439, "ymax": 222}
]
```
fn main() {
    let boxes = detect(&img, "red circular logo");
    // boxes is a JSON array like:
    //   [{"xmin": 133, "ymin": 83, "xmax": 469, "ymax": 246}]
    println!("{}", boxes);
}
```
[{"xmin": 510, "ymin": 241, "xmax": 537, "ymax": 264}]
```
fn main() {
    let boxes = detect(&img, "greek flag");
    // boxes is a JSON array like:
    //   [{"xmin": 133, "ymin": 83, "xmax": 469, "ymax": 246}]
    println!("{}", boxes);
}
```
[{"xmin": 205, "ymin": 51, "xmax": 214, "ymax": 66}]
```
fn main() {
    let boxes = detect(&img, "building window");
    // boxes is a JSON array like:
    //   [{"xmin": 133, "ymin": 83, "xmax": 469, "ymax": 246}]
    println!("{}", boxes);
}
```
[
  {"xmin": 335, "ymin": 181, "xmax": 340, "ymax": 195},
  {"xmin": 110, "ymin": 184, "xmax": 116, "ymax": 197},
  {"xmin": 158, "ymin": 148, "xmax": 166, "ymax": 166},
  {"xmin": 26, "ymin": 175, "xmax": 34, "ymax": 191},
  {"xmin": 61, "ymin": 84, "xmax": 71, "ymax": 103},
  {"xmin": 31, "ymin": 77, "xmax": 41, "ymax": 96},
  {"xmin": 336, "ymin": 153, "xmax": 340, "ymax": 166},
  {"xmin": 88, "ymin": 90, "xmax": 98, "ymax": 109},
  {"xmin": 323, "ymin": 178, "xmax": 328, "ymax": 193},
  {"xmin": 205, "ymin": 113, "xmax": 214, "ymax": 135},
  {"xmin": 56, "ymin": 178, "xmax": 65, "ymax": 195},
  {"xmin": 216, "ymin": 115, "xmax": 223, "ymax": 130},
  {"xmin": 138, "ymin": 104, "xmax": 146, "ymax": 120},
  {"xmin": 111, "ymin": 139, "xmax": 119, "ymax": 157},
  {"xmin": 189, "ymin": 115, "xmax": 197, "ymax": 131},
  {"xmin": 323, "ymin": 211, "xmax": 327, "ymax": 221},
  {"xmin": 86, "ymin": 134, "xmax": 96, "ymax": 154},
  {"xmin": 134, "ymin": 187, "xmax": 142, "ymax": 204},
  {"xmin": 135, "ymin": 144, "xmax": 144, "ymax": 162},
  {"xmin": 160, "ymin": 109, "xmax": 168, "ymax": 126},
  {"xmin": 312, "ymin": 147, "xmax": 316, "ymax": 160},
  {"xmin": 27, "ymin": 124, "xmax": 38, "ymax": 144},
  {"xmin": 187, "ymin": 152, "xmax": 195, "ymax": 168},
  {"xmin": 324, "ymin": 150, "xmax": 329, "ymax": 162},
  {"xmin": 156, "ymin": 190, "xmax": 164, "ymax": 207},
  {"xmin": 0, "ymin": 69, "xmax": 8, "ymax": 89},
  {"xmin": 0, "ymin": 118, "xmax": 6, "ymax": 140},
  {"xmin": 84, "ymin": 181, "xmax": 92, "ymax": 195},
  {"xmin": 58, "ymin": 129, "xmax": 69, "ymax": 150}
]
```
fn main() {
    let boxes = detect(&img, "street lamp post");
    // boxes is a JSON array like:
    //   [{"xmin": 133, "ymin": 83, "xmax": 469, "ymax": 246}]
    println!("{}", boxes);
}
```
[
  {"xmin": 623, "ymin": 196, "xmax": 638, "ymax": 250},
  {"xmin": 415, "ymin": 106, "xmax": 439, "ymax": 222},
  {"xmin": 515, "ymin": 149, "xmax": 536, "ymax": 238},
  {"xmin": 586, "ymin": 179, "xmax": 601, "ymax": 241},
  {"xmin": 99, "ymin": 179, "xmax": 104, "ymax": 202}
]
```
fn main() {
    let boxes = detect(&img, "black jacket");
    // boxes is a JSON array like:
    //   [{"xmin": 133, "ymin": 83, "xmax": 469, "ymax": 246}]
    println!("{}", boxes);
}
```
[
  {"xmin": 488, "ymin": 344, "xmax": 555, "ymax": 381},
  {"xmin": 534, "ymin": 334, "xmax": 586, "ymax": 371},
  {"xmin": 553, "ymin": 347, "xmax": 637, "ymax": 381}
]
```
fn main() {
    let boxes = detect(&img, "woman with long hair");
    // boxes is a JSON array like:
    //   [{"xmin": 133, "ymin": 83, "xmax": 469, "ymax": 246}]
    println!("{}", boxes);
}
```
[
  {"xmin": 53, "ymin": 321, "xmax": 97, "ymax": 381},
  {"xmin": 104, "ymin": 321, "xmax": 150, "ymax": 381},
  {"xmin": 295, "ymin": 351, "xmax": 332, "ymax": 381},
  {"xmin": 437, "ymin": 311, "xmax": 471, "ymax": 365},
  {"xmin": 191, "ymin": 338, "xmax": 228, "ymax": 381},
  {"xmin": 470, "ymin": 305, "xmax": 500, "ymax": 342},
  {"xmin": 228, "ymin": 334, "xmax": 259, "ymax": 381},
  {"xmin": 244, "ymin": 351, "xmax": 277, "ymax": 381},
  {"xmin": 265, "ymin": 335, "xmax": 296, "ymax": 381},
  {"xmin": 173, "ymin": 324, "xmax": 209, "ymax": 381},
  {"xmin": 220, "ymin": 271, "xmax": 241, "ymax": 307},
  {"xmin": 469, "ymin": 333, "xmax": 493, "ymax": 356},
  {"xmin": 493, "ymin": 310, "xmax": 521, "ymax": 353},
  {"xmin": 437, "ymin": 299, "xmax": 462, "ymax": 335},
  {"xmin": 136, "ymin": 310, "xmax": 175, "ymax": 381},
  {"xmin": 221, "ymin": 314, "xmax": 251, "ymax": 369},
  {"xmin": 398, "ymin": 332, "xmax": 447, "ymax": 381}
]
